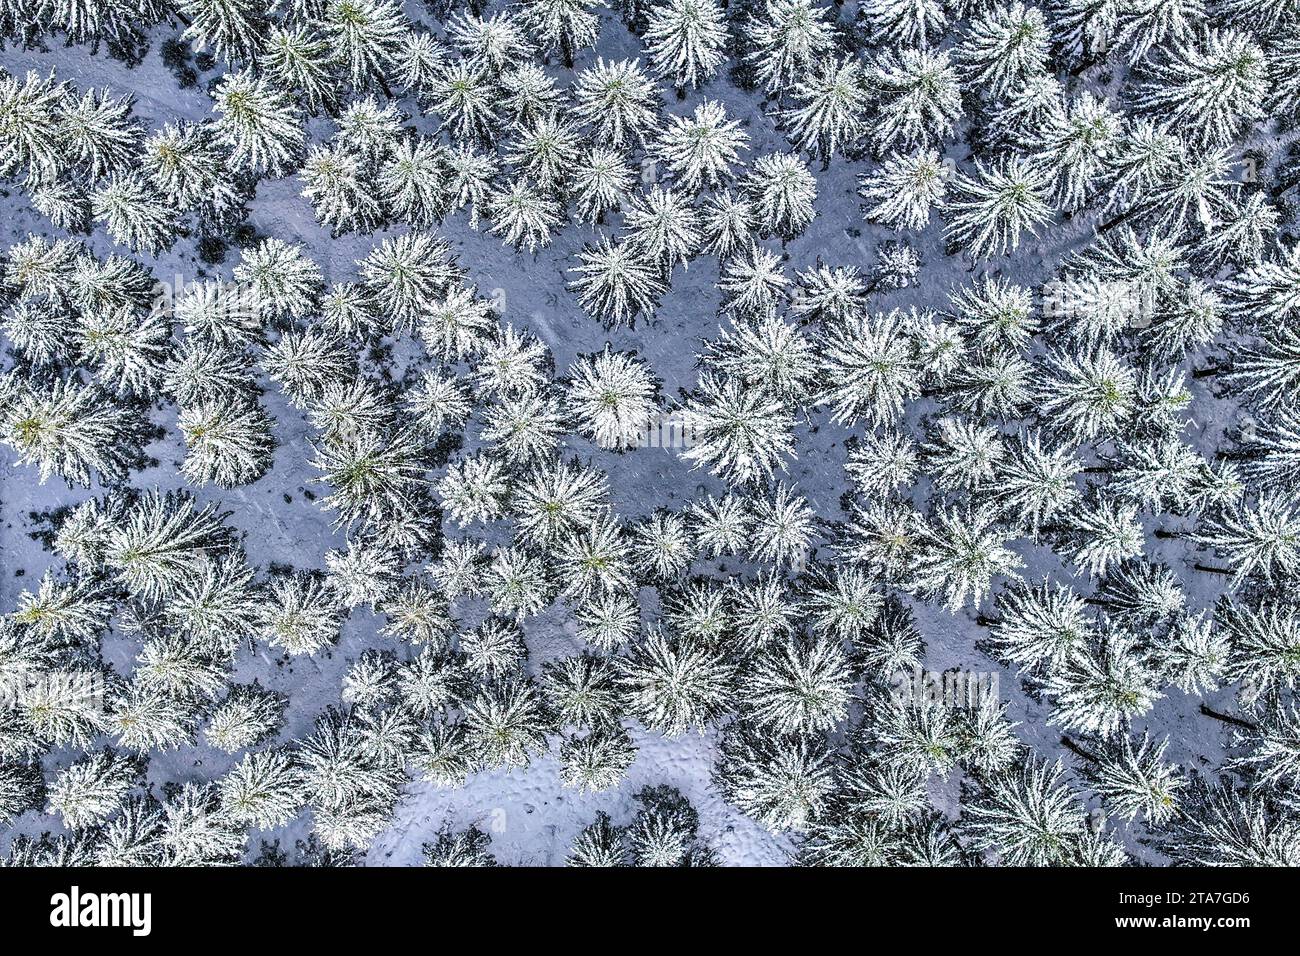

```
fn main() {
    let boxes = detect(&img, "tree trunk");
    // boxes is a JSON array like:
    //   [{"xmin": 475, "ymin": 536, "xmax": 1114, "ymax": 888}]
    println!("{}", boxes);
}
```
[
  {"xmin": 1060, "ymin": 735, "xmax": 1099, "ymax": 763},
  {"xmin": 1199, "ymin": 703, "xmax": 1257, "ymax": 731},
  {"xmin": 1095, "ymin": 204, "xmax": 1140, "ymax": 235}
]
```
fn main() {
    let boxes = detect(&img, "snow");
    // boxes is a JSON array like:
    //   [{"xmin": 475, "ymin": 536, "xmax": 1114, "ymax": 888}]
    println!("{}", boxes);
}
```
[{"xmin": 0, "ymin": 4, "xmax": 1263, "ymax": 865}]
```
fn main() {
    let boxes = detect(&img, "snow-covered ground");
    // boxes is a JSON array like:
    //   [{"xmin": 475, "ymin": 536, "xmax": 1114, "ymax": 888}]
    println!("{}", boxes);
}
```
[{"xmin": 0, "ymin": 3, "xmax": 1265, "ymax": 865}]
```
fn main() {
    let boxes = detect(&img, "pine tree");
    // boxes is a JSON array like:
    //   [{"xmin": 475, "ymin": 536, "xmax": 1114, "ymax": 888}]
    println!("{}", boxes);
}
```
[
  {"xmin": 361, "ymin": 231, "xmax": 459, "ymax": 334},
  {"xmin": 743, "ymin": 0, "xmax": 836, "ymax": 96},
  {"xmin": 1037, "ymin": 348, "xmax": 1136, "ymax": 442},
  {"xmin": 0, "ymin": 69, "xmax": 69, "ymax": 182},
  {"xmin": 1226, "ymin": 692, "xmax": 1300, "ymax": 788},
  {"xmin": 643, "ymin": 0, "xmax": 728, "ymax": 93},
  {"xmin": 517, "ymin": 0, "xmax": 601, "ymax": 68},
  {"xmin": 219, "ymin": 747, "xmax": 303, "ymax": 830},
  {"xmin": 922, "ymin": 416, "xmax": 1004, "ymax": 493},
  {"xmin": 1042, "ymin": 628, "xmax": 1162, "ymax": 736},
  {"xmin": 312, "ymin": 427, "xmax": 429, "ymax": 530},
  {"xmin": 945, "ymin": 157, "xmax": 1054, "ymax": 259},
  {"xmin": 630, "ymin": 510, "xmax": 695, "ymax": 580},
  {"xmin": 679, "ymin": 372, "xmax": 795, "ymax": 485},
  {"xmin": 0, "ymin": 759, "xmax": 44, "ymax": 826},
  {"xmin": 859, "ymin": 149, "xmax": 947, "ymax": 232},
  {"xmin": 512, "ymin": 459, "xmax": 609, "ymax": 544},
  {"xmin": 867, "ymin": 48, "xmax": 963, "ymax": 153},
  {"xmin": 991, "ymin": 431, "xmax": 1080, "ymax": 532},
  {"xmin": 575, "ymin": 591, "xmax": 641, "ymax": 653},
  {"xmin": 696, "ymin": 189, "xmax": 756, "ymax": 260},
  {"xmin": 176, "ymin": 399, "xmax": 273, "ymax": 488},
  {"xmin": 1133, "ymin": 28, "xmax": 1267, "ymax": 147},
  {"xmin": 803, "ymin": 565, "xmax": 884, "ymax": 649},
  {"xmin": 107, "ymin": 679, "xmax": 198, "ymax": 752},
  {"xmin": 1218, "ymin": 599, "xmax": 1300, "ymax": 698},
  {"xmin": 568, "ymin": 147, "xmax": 633, "ymax": 226},
  {"xmin": 816, "ymin": 309, "xmax": 920, "ymax": 427},
  {"xmin": 623, "ymin": 185, "xmax": 701, "ymax": 272},
  {"xmin": 742, "ymin": 152, "xmax": 818, "ymax": 240},
  {"xmin": 662, "ymin": 579, "xmax": 730, "ymax": 645},
  {"xmin": 58, "ymin": 86, "xmax": 140, "ymax": 181},
  {"xmin": 156, "ymin": 781, "xmax": 244, "ymax": 865},
  {"xmin": 618, "ymin": 627, "xmax": 734, "ymax": 737},
  {"xmin": 486, "ymin": 179, "xmax": 563, "ymax": 253},
  {"xmin": 623, "ymin": 785, "xmax": 716, "ymax": 866},
  {"xmin": 781, "ymin": 61, "xmax": 867, "ymax": 165},
  {"xmin": 133, "ymin": 633, "xmax": 228, "ymax": 704},
  {"xmin": 748, "ymin": 483, "xmax": 815, "ymax": 567},
  {"xmin": 296, "ymin": 707, "xmax": 406, "ymax": 852},
  {"xmin": 1075, "ymin": 732, "xmax": 1183, "ymax": 825},
  {"xmin": 717, "ymin": 244, "xmax": 788, "ymax": 319},
  {"xmin": 236, "ymin": 239, "xmax": 324, "ymax": 326},
  {"xmin": 715, "ymin": 726, "xmax": 835, "ymax": 833},
  {"xmin": 423, "ymin": 825, "xmax": 498, "ymax": 866},
  {"xmin": 28, "ymin": 177, "xmax": 92, "ymax": 233},
  {"xmin": 567, "ymin": 811, "xmax": 627, "ymax": 866},
  {"xmin": 842, "ymin": 499, "xmax": 926, "ymax": 583},
  {"xmin": 461, "ymin": 678, "xmax": 550, "ymax": 771},
  {"xmin": 378, "ymin": 137, "xmax": 449, "ymax": 229},
  {"xmin": 333, "ymin": 97, "xmax": 402, "ymax": 165},
  {"xmin": 103, "ymin": 491, "xmax": 233, "ymax": 602},
  {"xmin": 321, "ymin": 0, "xmax": 408, "ymax": 92},
  {"xmin": 956, "ymin": 2, "xmax": 1050, "ymax": 100},
  {"xmin": 90, "ymin": 174, "xmax": 179, "ymax": 255},
  {"xmin": 417, "ymin": 284, "xmax": 495, "ymax": 361},
  {"xmin": 45, "ymin": 748, "xmax": 141, "ymax": 830},
  {"xmin": 653, "ymin": 100, "xmax": 748, "ymax": 194},
  {"xmin": 179, "ymin": 0, "xmax": 267, "ymax": 63},
  {"xmin": 504, "ymin": 113, "xmax": 580, "ymax": 194},
  {"xmin": 480, "ymin": 387, "xmax": 565, "ymax": 463},
  {"xmin": 553, "ymin": 511, "xmax": 635, "ymax": 600},
  {"xmin": 570, "ymin": 236, "xmax": 668, "ymax": 326},
  {"xmin": 211, "ymin": 69, "xmax": 306, "ymax": 177},
  {"xmin": 205, "ymin": 685, "xmax": 286, "ymax": 754},
  {"xmin": 325, "ymin": 538, "xmax": 400, "ymax": 611},
  {"xmin": 705, "ymin": 310, "xmax": 817, "ymax": 405},
  {"xmin": 1194, "ymin": 495, "xmax": 1300, "ymax": 585},
  {"xmin": 860, "ymin": 0, "xmax": 948, "ymax": 46},
  {"xmin": 89, "ymin": 795, "xmax": 164, "ymax": 866},
  {"xmin": 986, "ymin": 580, "xmax": 1091, "ymax": 676},
  {"xmin": 1060, "ymin": 495, "xmax": 1145, "ymax": 578},
  {"xmin": 2, "ymin": 377, "xmax": 141, "ymax": 486},
  {"xmin": 448, "ymin": 11, "xmax": 535, "ymax": 76},
  {"xmin": 559, "ymin": 725, "xmax": 637, "ymax": 792},
  {"xmin": 461, "ymin": 616, "xmax": 530, "ymax": 676},
  {"xmin": 961, "ymin": 757, "xmax": 1088, "ymax": 866},
  {"xmin": 540, "ymin": 652, "xmax": 623, "ymax": 730},
  {"xmin": 745, "ymin": 634, "xmax": 851, "ymax": 735},
  {"xmin": 259, "ymin": 574, "xmax": 341, "ymax": 657},
  {"xmin": 1158, "ymin": 776, "xmax": 1300, "ymax": 866},
  {"xmin": 911, "ymin": 504, "xmax": 1023, "ymax": 611},
  {"xmin": 563, "ymin": 345, "xmax": 657, "ymax": 450},
  {"xmin": 300, "ymin": 142, "xmax": 384, "ymax": 236},
  {"xmin": 1030, "ymin": 93, "xmax": 1121, "ymax": 213},
  {"xmin": 13, "ymin": 571, "xmax": 112, "ymax": 650},
  {"xmin": 261, "ymin": 24, "xmax": 340, "ymax": 115}
]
